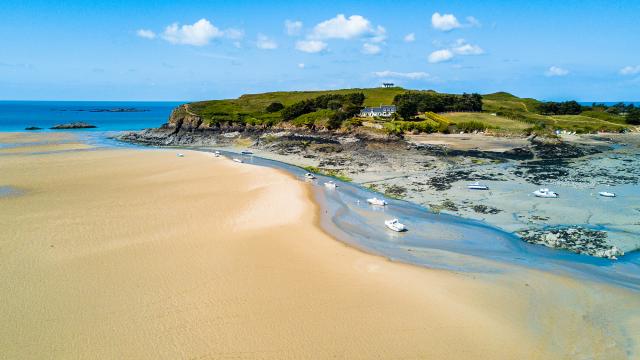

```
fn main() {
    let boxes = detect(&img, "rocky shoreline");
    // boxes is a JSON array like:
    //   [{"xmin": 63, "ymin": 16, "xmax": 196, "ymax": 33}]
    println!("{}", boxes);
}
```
[{"xmin": 118, "ymin": 125, "xmax": 640, "ymax": 260}]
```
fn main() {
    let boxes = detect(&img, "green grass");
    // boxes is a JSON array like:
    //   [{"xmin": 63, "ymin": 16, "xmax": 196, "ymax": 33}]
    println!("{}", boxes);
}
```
[
  {"xmin": 443, "ymin": 112, "xmax": 531, "ymax": 133},
  {"xmin": 303, "ymin": 166, "xmax": 353, "ymax": 182}
]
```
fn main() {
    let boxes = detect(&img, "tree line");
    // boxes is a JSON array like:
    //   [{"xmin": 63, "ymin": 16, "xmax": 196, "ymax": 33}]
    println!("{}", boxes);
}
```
[
  {"xmin": 393, "ymin": 92, "xmax": 483, "ymax": 120},
  {"xmin": 536, "ymin": 101, "xmax": 582, "ymax": 115},
  {"xmin": 274, "ymin": 92, "xmax": 365, "ymax": 129}
]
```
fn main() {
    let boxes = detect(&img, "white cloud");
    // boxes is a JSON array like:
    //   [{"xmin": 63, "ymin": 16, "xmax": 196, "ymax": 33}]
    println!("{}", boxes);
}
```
[
  {"xmin": 431, "ymin": 12, "xmax": 461, "ymax": 31},
  {"xmin": 428, "ymin": 49, "xmax": 454, "ymax": 63},
  {"xmin": 225, "ymin": 28, "xmax": 244, "ymax": 40},
  {"xmin": 362, "ymin": 43, "xmax": 381, "ymax": 55},
  {"xmin": 256, "ymin": 34, "xmax": 278, "ymax": 50},
  {"xmin": 545, "ymin": 66, "xmax": 569, "ymax": 77},
  {"xmin": 620, "ymin": 65, "xmax": 640, "ymax": 75},
  {"xmin": 374, "ymin": 70, "xmax": 430, "ymax": 80},
  {"xmin": 285, "ymin": 20, "xmax": 303, "ymax": 36},
  {"xmin": 403, "ymin": 33, "xmax": 415, "ymax": 42},
  {"xmin": 310, "ymin": 14, "xmax": 385, "ymax": 42},
  {"xmin": 298, "ymin": 63, "xmax": 305, "ymax": 69},
  {"xmin": 451, "ymin": 39, "xmax": 484, "ymax": 55},
  {"xmin": 295, "ymin": 40, "xmax": 327, "ymax": 53},
  {"xmin": 136, "ymin": 29, "xmax": 156, "ymax": 39},
  {"xmin": 162, "ymin": 19, "xmax": 223, "ymax": 46},
  {"xmin": 466, "ymin": 16, "xmax": 481, "ymax": 27}
]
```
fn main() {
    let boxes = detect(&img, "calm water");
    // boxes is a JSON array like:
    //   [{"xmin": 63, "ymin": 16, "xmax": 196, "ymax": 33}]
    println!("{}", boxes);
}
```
[{"xmin": 0, "ymin": 101, "xmax": 182, "ymax": 131}]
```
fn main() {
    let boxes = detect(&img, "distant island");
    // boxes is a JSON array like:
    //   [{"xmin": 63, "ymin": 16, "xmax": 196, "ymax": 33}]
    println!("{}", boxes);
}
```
[
  {"xmin": 50, "ymin": 122, "xmax": 97, "ymax": 129},
  {"xmin": 55, "ymin": 108, "xmax": 149, "ymax": 113}
]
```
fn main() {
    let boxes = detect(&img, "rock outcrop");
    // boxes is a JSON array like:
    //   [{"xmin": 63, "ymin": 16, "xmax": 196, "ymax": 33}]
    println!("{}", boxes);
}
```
[{"xmin": 50, "ymin": 122, "xmax": 96, "ymax": 129}]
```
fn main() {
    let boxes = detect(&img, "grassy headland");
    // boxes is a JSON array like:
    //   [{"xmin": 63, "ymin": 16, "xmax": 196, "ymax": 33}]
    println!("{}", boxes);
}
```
[{"xmin": 182, "ymin": 87, "xmax": 634, "ymax": 136}]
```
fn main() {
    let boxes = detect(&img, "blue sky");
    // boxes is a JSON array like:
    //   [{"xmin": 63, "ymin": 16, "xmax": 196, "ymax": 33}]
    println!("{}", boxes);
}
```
[{"xmin": 1, "ymin": 0, "xmax": 639, "ymax": 101}]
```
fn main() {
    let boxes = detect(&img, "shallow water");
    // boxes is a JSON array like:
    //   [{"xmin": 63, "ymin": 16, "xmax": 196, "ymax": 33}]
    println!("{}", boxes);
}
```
[
  {"xmin": 210, "ymin": 150, "xmax": 640, "ymax": 290},
  {"xmin": 0, "ymin": 186, "xmax": 23, "ymax": 197}
]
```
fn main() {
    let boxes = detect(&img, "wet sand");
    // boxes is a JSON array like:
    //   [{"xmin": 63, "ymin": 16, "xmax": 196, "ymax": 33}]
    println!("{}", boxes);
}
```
[{"xmin": 0, "ymin": 133, "xmax": 637, "ymax": 359}]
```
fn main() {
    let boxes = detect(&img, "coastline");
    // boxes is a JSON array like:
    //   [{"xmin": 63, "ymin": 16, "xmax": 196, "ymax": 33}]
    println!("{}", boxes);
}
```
[{"xmin": 2, "ymin": 132, "xmax": 639, "ymax": 358}]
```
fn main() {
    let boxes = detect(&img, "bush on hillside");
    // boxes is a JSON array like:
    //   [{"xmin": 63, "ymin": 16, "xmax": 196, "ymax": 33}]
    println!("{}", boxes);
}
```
[{"xmin": 265, "ymin": 102, "xmax": 284, "ymax": 113}]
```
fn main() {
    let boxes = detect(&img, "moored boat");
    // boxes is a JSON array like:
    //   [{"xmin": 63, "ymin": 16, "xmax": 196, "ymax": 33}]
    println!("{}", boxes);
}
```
[
  {"xmin": 324, "ymin": 181, "xmax": 337, "ymax": 189},
  {"xmin": 367, "ymin": 197, "xmax": 387, "ymax": 206},
  {"xmin": 233, "ymin": 158, "xmax": 243, "ymax": 163},
  {"xmin": 533, "ymin": 188, "xmax": 559, "ymax": 198},
  {"xmin": 241, "ymin": 150, "xmax": 253, "ymax": 155},
  {"xmin": 304, "ymin": 173, "xmax": 316, "ymax": 180},
  {"xmin": 385, "ymin": 219, "xmax": 407, "ymax": 232},
  {"xmin": 598, "ymin": 191, "xmax": 616, "ymax": 198},
  {"xmin": 467, "ymin": 182, "xmax": 489, "ymax": 190}
]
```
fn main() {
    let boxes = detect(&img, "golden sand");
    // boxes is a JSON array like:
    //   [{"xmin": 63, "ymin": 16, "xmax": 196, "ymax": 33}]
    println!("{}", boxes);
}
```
[{"xmin": 0, "ymin": 133, "xmax": 637, "ymax": 359}]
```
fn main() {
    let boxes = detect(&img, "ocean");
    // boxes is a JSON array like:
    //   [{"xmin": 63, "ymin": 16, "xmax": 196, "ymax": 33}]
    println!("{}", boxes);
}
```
[{"xmin": 0, "ymin": 101, "xmax": 182, "ymax": 132}]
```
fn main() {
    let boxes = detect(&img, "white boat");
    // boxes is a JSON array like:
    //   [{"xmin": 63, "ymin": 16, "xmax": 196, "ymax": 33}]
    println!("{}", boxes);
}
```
[
  {"xmin": 304, "ymin": 173, "xmax": 316, "ymax": 180},
  {"xmin": 467, "ymin": 182, "xmax": 489, "ymax": 190},
  {"xmin": 385, "ymin": 219, "xmax": 407, "ymax": 232},
  {"xmin": 324, "ymin": 181, "xmax": 338, "ymax": 189},
  {"xmin": 533, "ymin": 188, "xmax": 559, "ymax": 198},
  {"xmin": 176, "ymin": 153, "xmax": 184, "ymax": 157},
  {"xmin": 233, "ymin": 158, "xmax": 243, "ymax": 163},
  {"xmin": 214, "ymin": 151, "xmax": 221, "ymax": 156},
  {"xmin": 367, "ymin": 197, "xmax": 387, "ymax": 206},
  {"xmin": 598, "ymin": 191, "xmax": 616, "ymax": 198}
]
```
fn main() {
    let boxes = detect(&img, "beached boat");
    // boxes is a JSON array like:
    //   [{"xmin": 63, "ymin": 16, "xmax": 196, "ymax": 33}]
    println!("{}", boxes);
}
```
[
  {"xmin": 367, "ymin": 197, "xmax": 387, "ymax": 206},
  {"xmin": 385, "ymin": 219, "xmax": 407, "ymax": 232},
  {"xmin": 533, "ymin": 188, "xmax": 559, "ymax": 198},
  {"xmin": 176, "ymin": 153, "xmax": 184, "ymax": 157},
  {"xmin": 233, "ymin": 158, "xmax": 243, "ymax": 163},
  {"xmin": 467, "ymin": 182, "xmax": 489, "ymax": 190},
  {"xmin": 324, "ymin": 181, "xmax": 338, "ymax": 189},
  {"xmin": 598, "ymin": 191, "xmax": 616, "ymax": 198},
  {"xmin": 304, "ymin": 173, "xmax": 316, "ymax": 180}
]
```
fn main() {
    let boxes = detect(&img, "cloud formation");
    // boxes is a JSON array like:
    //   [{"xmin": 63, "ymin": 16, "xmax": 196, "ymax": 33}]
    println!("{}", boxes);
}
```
[
  {"xmin": 620, "ymin": 65, "xmax": 640, "ymax": 75},
  {"xmin": 310, "ymin": 14, "xmax": 386, "ymax": 42},
  {"xmin": 285, "ymin": 20, "xmax": 303, "ymax": 36},
  {"xmin": 374, "ymin": 70, "xmax": 430, "ymax": 79},
  {"xmin": 295, "ymin": 40, "xmax": 327, "ymax": 53},
  {"xmin": 545, "ymin": 66, "xmax": 569, "ymax": 77},
  {"xmin": 428, "ymin": 49, "xmax": 454, "ymax": 63},
  {"xmin": 403, "ymin": 33, "xmax": 415, "ymax": 42},
  {"xmin": 136, "ymin": 29, "xmax": 156, "ymax": 39},
  {"xmin": 362, "ymin": 43, "xmax": 381, "ymax": 55},
  {"xmin": 431, "ymin": 13, "xmax": 461, "ymax": 31},
  {"xmin": 256, "ymin": 34, "xmax": 278, "ymax": 49},
  {"xmin": 162, "ymin": 19, "xmax": 223, "ymax": 46},
  {"xmin": 451, "ymin": 39, "xmax": 484, "ymax": 55}
]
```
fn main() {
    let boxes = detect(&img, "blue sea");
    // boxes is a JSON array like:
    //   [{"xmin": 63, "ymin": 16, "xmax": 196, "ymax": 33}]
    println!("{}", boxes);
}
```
[{"xmin": 0, "ymin": 101, "xmax": 182, "ymax": 131}]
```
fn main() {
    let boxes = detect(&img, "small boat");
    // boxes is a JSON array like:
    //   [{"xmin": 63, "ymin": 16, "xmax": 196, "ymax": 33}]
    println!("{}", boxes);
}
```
[
  {"xmin": 304, "ymin": 173, "xmax": 316, "ymax": 180},
  {"xmin": 324, "ymin": 181, "xmax": 338, "ymax": 189},
  {"xmin": 598, "ymin": 191, "xmax": 616, "ymax": 198},
  {"xmin": 176, "ymin": 153, "xmax": 184, "ymax": 157},
  {"xmin": 367, "ymin": 197, "xmax": 387, "ymax": 206},
  {"xmin": 385, "ymin": 219, "xmax": 407, "ymax": 232},
  {"xmin": 467, "ymin": 182, "xmax": 489, "ymax": 190},
  {"xmin": 241, "ymin": 150, "xmax": 253, "ymax": 155},
  {"xmin": 533, "ymin": 188, "xmax": 559, "ymax": 198},
  {"xmin": 233, "ymin": 158, "xmax": 243, "ymax": 163},
  {"xmin": 214, "ymin": 151, "xmax": 221, "ymax": 156}
]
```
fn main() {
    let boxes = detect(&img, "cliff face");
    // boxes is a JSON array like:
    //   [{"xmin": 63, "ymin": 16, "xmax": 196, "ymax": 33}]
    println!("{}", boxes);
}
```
[{"xmin": 165, "ymin": 104, "xmax": 204, "ymax": 132}]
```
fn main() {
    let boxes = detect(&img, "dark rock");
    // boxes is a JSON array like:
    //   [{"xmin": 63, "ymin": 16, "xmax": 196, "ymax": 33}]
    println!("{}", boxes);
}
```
[
  {"xmin": 24, "ymin": 126, "xmax": 42, "ymax": 130},
  {"xmin": 50, "ymin": 122, "xmax": 96, "ymax": 129}
]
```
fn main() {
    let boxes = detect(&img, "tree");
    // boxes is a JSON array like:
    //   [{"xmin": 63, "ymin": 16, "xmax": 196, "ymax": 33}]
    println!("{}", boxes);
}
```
[
  {"xmin": 396, "ymin": 99, "xmax": 418, "ymax": 120},
  {"xmin": 265, "ymin": 102, "xmax": 284, "ymax": 113},
  {"xmin": 626, "ymin": 108, "xmax": 640, "ymax": 125}
]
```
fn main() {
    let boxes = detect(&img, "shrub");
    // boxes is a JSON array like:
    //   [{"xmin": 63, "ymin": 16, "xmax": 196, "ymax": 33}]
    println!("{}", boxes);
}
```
[
  {"xmin": 455, "ymin": 121, "xmax": 489, "ymax": 132},
  {"xmin": 265, "ymin": 102, "xmax": 284, "ymax": 113}
]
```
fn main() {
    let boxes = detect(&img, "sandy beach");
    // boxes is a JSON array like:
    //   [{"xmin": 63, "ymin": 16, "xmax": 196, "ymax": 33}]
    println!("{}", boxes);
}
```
[{"xmin": 1, "ymin": 132, "xmax": 638, "ymax": 359}]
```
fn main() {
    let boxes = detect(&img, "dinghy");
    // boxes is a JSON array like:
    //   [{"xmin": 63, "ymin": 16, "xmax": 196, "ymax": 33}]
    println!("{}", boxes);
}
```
[
  {"xmin": 176, "ymin": 153, "xmax": 184, "ymax": 157},
  {"xmin": 385, "ymin": 219, "xmax": 407, "ymax": 232},
  {"xmin": 598, "ymin": 191, "xmax": 616, "ymax": 198},
  {"xmin": 304, "ymin": 173, "xmax": 316, "ymax": 180},
  {"xmin": 233, "ymin": 158, "xmax": 243, "ymax": 163}
]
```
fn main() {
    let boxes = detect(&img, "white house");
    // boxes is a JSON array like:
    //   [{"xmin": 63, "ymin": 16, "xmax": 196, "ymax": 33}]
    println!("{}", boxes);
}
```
[{"xmin": 359, "ymin": 105, "xmax": 396, "ymax": 118}]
